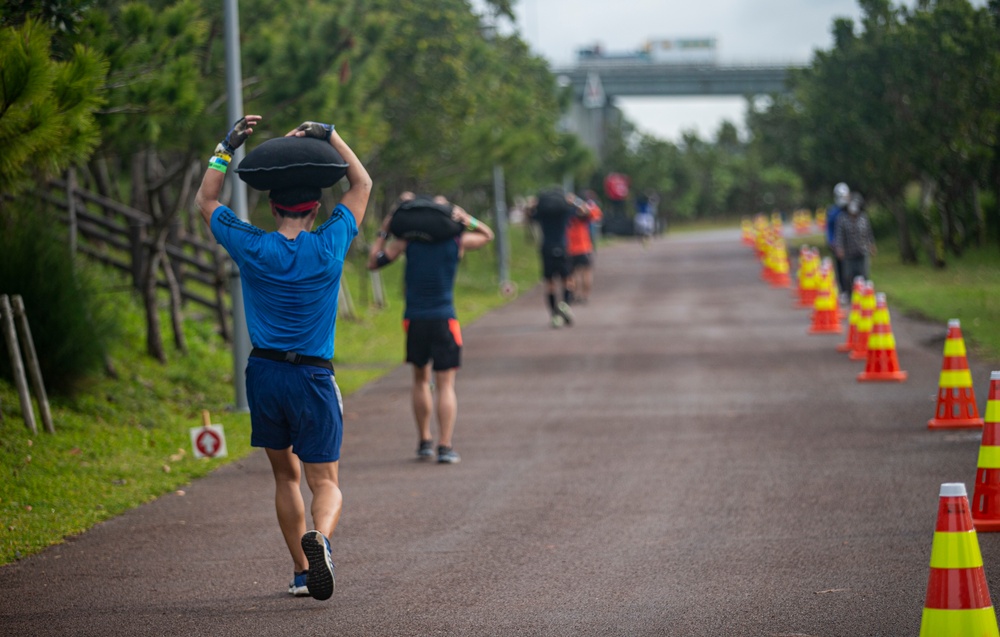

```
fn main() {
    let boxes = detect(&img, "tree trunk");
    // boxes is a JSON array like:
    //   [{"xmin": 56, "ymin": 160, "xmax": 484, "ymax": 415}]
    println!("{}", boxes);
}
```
[
  {"xmin": 159, "ymin": 240, "xmax": 188, "ymax": 355},
  {"xmin": 144, "ymin": 243, "xmax": 166, "ymax": 363},
  {"xmin": 66, "ymin": 169, "xmax": 78, "ymax": 259},
  {"xmin": 888, "ymin": 195, "xmax": 917, "ymax": 264},
  {"xmin": 973, "ymin": 182, "xmax": 986, "ymax": 249},
  {"xmin": 129, "ymin": 152, "xmax": 149, "ymax": 292},
  {"xmin": 90, "ymin": 156, "xmax": 115, "ymax": 203},
  {"xmin": 920, "ymin": 176, "xmax": 945, "ymax": 268}
]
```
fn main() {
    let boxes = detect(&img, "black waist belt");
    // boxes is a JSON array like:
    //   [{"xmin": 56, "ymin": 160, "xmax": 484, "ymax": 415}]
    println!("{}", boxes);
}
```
[{"xmin": 250, "ymin": 348, "xmax": 334, "ymax": 372}]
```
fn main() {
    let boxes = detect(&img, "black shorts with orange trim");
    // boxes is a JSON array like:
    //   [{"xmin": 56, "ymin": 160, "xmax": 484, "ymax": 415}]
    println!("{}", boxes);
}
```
[{"xmin": 404, "ymin": 318, "xmax": 462, "ymax": 371}]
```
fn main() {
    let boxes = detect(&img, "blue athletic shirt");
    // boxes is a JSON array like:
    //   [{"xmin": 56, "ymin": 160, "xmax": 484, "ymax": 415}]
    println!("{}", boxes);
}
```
[
  {"xmin": 826, "ymin": 204, "xmax": 844, "ymax": 248},
  {"xmin": 210, "ymin": 203, "xmax": 358, "ymax": 360},
  {"xmin": 403, "ymin": 237, "xmax": 461, "ymax": 320}
]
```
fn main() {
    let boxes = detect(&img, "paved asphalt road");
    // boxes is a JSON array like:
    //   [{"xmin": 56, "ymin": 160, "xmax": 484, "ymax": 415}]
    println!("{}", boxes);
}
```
[{"xmin": 3, "ymin": 228, "xmax": 999, "ymax": 636}]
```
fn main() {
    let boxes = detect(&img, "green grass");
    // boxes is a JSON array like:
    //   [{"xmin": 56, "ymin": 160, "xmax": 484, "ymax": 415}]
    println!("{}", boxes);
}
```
[
  {"xmin": 871, "ymin": 241, "xmax": 1000, "ymax": 363},
  {"xmin": 0, "ymin": 225, "xmax": 544, "ymax": 564}
]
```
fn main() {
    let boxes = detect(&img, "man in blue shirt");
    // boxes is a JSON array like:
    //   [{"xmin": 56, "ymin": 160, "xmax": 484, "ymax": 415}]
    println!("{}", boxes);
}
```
[
  {"xmin": 367, "ymin": 193, "xmax": 494, "ymax": 464},
  {"xmin": 195, "ymin": 116, "xmax": 371, "ymax": 602}
]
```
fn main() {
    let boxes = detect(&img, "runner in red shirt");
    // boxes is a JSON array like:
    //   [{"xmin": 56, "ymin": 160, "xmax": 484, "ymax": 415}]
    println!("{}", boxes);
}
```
[{"xmin": 567, "ymin": 192, "xmax": 603, "ymax": 304}]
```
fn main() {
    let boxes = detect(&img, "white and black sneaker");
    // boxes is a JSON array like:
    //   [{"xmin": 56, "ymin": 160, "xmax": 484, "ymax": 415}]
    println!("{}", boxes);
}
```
[
  {"xmin": 557, "ymin": 301, "xmax": 574, "ymax": 326},
  {"xmin": 437, "ymin": 445, "xmax": 461, "ymax": 464},
  {"xmin": 301, "ymin": 530, "xmax": 335, "ymax": 600},
  {"xmin": 417, "ymin": 439, "xmax": 435, "ymax": 460}
]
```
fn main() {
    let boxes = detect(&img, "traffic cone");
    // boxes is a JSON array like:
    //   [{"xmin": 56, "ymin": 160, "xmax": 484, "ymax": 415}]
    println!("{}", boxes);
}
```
[
  {"xmin": 814, "ymin": 208, "xmax": 826, "ymax": 234},
  {"xmin": 794, "ymin": 247, "xmax": 819, "ymax": 308},
  {"xmin": 741, "ymin": 217, "xmax": 755, "ymax": 247},
  {"xmin": 808, "ymin": 258, "xmax": 841, "ymax": 334},
  {"xmin": 919, "ymin": 482, "xmax": 999, "ymax": 636},
  {"xmin": 753, "ymin": 214, "xmax": 768, "ymax": 259},
  {"xmin": 929, "ymin": 319, "xmax": 984, "ymax": 429},
  {"xmin": 972, "ymin": 373, "xmax": 1000, "ymax": 532},
  {"xmin": 769, "ymin": 237, "xmax": 791, "ymax": 288},
  {"xmin": 857, "ymin": 292, "xmax": 907, "ymax": 382},
  {"xmin": 837, "ymin": 276, "xmax": 865, "ymax": 352},
  {"xmin": 849, "ymin": 280, "xmax": 876, "ymax": 361},
  {"xmin": 973, "ymin": 372, "xmax": 1000, "ymax": 532},
  {"xmin": 759, "ymin": 229, "xmax": 776, "ymax": 284}
]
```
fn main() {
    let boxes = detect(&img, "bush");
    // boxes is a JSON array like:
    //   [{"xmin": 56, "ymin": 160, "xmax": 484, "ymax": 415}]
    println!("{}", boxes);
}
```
[{"xmin": 0, "ymin": 201, "xmax": 120, "ymax": 394}]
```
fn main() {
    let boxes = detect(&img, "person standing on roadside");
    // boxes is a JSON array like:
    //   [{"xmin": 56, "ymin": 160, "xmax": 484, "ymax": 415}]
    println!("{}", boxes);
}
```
[
  {"xmin": 834, "ymin": 192, "xmax": 876, "ymax": 287},
  {"xmin": 633, "ymin": 192, "xmax": 656, "ymax": 248},
  {"xmin": 827, "ymin": 182, "xmax": 850, "ymax": 299},
  {"xmin": 195, "ymin": 116, "xmax": 372, "ymax": 602},
  {"xmin": 367, "ymin": 193, "xmax": 494, "ymax": 464},
  {"xmin": 528, "ymin": 187, "xmax": 589, "ymax": 327}
]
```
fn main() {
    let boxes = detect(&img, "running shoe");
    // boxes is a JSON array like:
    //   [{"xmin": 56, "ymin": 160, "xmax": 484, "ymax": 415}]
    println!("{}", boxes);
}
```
[
  {"xmin": 301, "ymin": 530, "xmax": 335, "ymax": 600},
  {"xmin": 417, "ymin": 439, "xmax": 434, "ymax": 460},
  {"xmin": 550, "ymin": 314, "xmax": 564, "ymax": 329},
  {"xmin": 557, "ymin": 301, "xmax": 574, "ymax": 326},
  {"xmin": 288, "ymin": 570, "xmax": 309, "ymax": 597},
  {"xmin": 437, "ymin": 445, "xmax": 461, "ymax": 464}
]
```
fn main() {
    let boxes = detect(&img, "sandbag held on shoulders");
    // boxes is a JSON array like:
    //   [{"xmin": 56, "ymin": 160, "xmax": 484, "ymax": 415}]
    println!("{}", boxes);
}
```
[
  {"xmin": 235, "ymin": 137, "xmax": 349, "ymax": 191},
  {"xmin": 389, "ymin": 196, "xmax": 464, "ymax": 243}
]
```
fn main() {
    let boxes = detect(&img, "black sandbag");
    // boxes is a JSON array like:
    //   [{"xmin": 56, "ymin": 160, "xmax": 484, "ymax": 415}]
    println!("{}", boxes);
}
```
[
  {"xmin": 235, "ymin": 137, "xmax": 348, "ymax": 191},
  {"xmin": 534, "ymin": 188, "xmax": 570, "ymax": 218},
  {"xmin": 389, "ymin": 197, "xmax": 464, "ymax": 242}
]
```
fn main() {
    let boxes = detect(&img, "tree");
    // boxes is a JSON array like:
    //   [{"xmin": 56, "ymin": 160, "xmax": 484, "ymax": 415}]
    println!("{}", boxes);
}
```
[{"xmin": 0, "ymin": 18, "xmax": 105, "ymax": 197}]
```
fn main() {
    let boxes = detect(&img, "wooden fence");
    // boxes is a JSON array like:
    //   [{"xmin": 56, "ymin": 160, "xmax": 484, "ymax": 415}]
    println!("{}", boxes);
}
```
[{"xmin": 37, "ymin": 177, "xmax": 233, "ymax": 340}]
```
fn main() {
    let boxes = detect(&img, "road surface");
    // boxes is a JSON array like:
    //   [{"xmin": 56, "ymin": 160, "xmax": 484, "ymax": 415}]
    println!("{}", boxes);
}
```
[{"xmin": 3, "ymin": 228, "xmax": 998, "ymax": 636}]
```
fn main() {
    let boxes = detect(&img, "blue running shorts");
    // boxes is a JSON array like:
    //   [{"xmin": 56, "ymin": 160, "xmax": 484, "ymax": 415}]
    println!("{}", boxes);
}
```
[{"xmin": 246, "ymin": 357, "xmax": 344, "ymax": 463}]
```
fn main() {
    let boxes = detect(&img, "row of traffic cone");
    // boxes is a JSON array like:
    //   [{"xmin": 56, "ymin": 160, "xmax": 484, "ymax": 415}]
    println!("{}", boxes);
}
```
[
  {"xmin": 743, "ymin": 225, "xmax": 999, "ymax": 635},
  {"xmin": 920, "ymin": 352, "xmax": 1000, "ymax": 634},
  {"xmin": 800, "ymin": 265, "xmax": 909, "ymax": 382},
  {"xmin": 741, "ymin": 211, "xmax": 823, "ymax": 248}
]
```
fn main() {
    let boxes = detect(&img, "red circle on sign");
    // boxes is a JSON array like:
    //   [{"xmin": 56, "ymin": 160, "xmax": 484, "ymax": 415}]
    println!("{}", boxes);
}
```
[
  {"xmin": 604, "ymin": 173, "xmax": 629, "ymax": 201},
  {"xmin": 195, "ymin": 429, "xmax": 222, "ymax": 457}
]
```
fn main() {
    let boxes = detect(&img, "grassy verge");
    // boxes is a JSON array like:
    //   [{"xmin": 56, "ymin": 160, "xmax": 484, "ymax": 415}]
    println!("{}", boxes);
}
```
[
  {"xmin": 871, "ymin": 240, "xmax": 1000, "ymax": 363},
  {"xmin": 0, "ymin": 225, "xmax": 543, "ymax": 565}
]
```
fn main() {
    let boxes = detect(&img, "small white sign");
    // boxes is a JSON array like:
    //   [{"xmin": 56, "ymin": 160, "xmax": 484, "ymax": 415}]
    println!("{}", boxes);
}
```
[{"xmin": 190, "ymin": 424, "xmax": 228, "ymax": 459}]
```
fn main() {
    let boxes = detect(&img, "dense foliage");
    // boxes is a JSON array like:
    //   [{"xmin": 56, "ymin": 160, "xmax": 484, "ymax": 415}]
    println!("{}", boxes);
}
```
[
  {"xmin": 1, "ymin": 0, "xmax": 999, "ymax": 390},
  {"xmin": 600, "ymin": 0, "xmax": 999, "ymax": 267}
]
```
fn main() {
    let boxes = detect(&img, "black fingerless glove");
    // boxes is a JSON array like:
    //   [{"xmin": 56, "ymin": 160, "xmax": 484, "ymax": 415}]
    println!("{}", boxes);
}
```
[
  {"xmin": 295, "ymin": 121, "xmax": 334, "ymax": 141},
  {"xmin": 218, "ymin": 117, "xmax": 253, "ymax": 154}
]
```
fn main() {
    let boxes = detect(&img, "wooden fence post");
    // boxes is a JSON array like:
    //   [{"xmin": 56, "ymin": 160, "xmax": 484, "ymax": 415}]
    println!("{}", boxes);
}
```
[
  {"xmin": 11, "ymin": 296, "xmax": 54, "ymax": 434},
  {"xmin": 339, "ymin": 278, "xmax": 357, "ymax": 321},
  {"xmin": 0, "ymin": 294, "xmax": 37, "ymax": 436},
  {"xmin": 370, "ymin": 270, "xmax": 386, "ymax": 309}
]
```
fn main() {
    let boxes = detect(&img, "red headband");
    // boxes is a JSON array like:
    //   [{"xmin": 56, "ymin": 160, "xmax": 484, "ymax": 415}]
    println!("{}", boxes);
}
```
[{"xmin": 272, "ymin": 200, "xmax": 318, "ymax": 213}]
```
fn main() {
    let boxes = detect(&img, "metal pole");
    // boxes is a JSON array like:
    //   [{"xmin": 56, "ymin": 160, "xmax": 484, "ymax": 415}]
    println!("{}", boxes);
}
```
[
  {"xmin": 492, "ymin": 164, "xmax": 510, "ymax": 286},
  {"xmin": 224, "ymin": 0, "xmax": 250, "ymax": 412}
]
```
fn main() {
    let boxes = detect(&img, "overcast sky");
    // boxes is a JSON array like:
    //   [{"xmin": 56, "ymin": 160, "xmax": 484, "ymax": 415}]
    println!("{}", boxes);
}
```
[{"xmin": 504, "ymin": 0, "xmax": 867, "ymax": 141}]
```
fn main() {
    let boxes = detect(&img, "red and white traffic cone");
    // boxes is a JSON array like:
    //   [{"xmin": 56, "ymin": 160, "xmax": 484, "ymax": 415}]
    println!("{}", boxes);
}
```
[
  {"xmin": 928, "ymin": 319, "xmax": 983, "ymax": 429},
  {"xmin": 973, "ymin": 372, "xmax": 1000, "ymax": 532},
  {"xmin": 919, "ymin": 483, "xmax": 999, "ymax": 636},
  {"xmin": 857, "ymin": 293, "xmax": 907, "ymax": 382}
]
